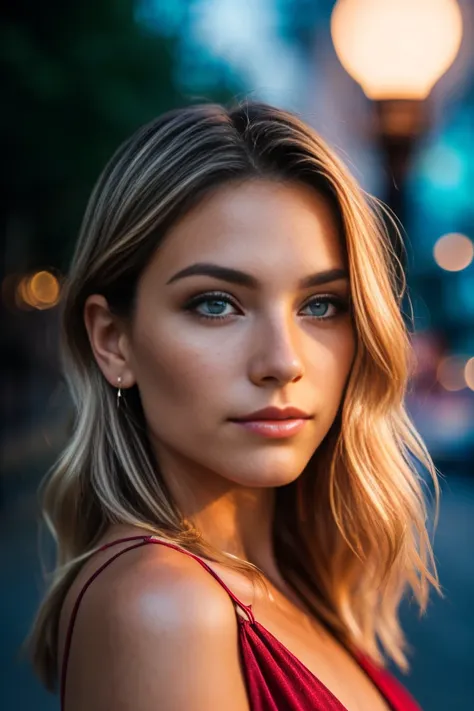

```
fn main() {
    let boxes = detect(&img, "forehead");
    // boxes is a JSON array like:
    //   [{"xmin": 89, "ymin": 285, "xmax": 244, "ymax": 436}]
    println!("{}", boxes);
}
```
[{"xmin": 148, "ymin": 179, "xmax": 345, "ymax": 280}]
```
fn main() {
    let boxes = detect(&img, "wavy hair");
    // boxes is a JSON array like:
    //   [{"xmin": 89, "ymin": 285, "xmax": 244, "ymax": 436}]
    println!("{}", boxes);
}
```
[{"xmin": 28, "ymin": 99, "xmax": 439, "ymax": 690}]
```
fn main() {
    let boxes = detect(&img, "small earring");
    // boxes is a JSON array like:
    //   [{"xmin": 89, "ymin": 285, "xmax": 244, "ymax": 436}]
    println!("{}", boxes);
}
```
[{"xmin": 116, "ymin": 376, "xmax": 122, "ymax": 409}]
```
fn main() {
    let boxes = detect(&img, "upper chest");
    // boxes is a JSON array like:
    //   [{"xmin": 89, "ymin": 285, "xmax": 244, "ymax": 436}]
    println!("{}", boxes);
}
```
[
  {"xmin": 210, "ymin": 562, "xmax": 392, "ymax": 711},
  {"xmin": 250, "ymin": 601, "xmax": 392, "ymax": 711}
]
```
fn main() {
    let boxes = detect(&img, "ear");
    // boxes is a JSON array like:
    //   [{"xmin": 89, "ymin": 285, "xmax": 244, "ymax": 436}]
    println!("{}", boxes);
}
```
[{"xmin": 83, "ymin": 294, "xmax": 136, "ymax": 389}]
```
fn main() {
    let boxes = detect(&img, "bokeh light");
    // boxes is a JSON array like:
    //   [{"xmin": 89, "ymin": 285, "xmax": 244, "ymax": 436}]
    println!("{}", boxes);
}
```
[
  {"xmin": 437, "ymin": 355, "xmax": 468, "ymax": 391},
  {"xmin": 331, "ymin": 0, "xmax": 463, "ymax": 100},
  {"xmin": 14, "ymin": 271, "xmax": 61, "ymax": 310},
  {"xmin": 433, "ymin": 233, "xmax": 474, "ymax": 272},
  {"xmin": 466, "ymin": 357, "xmax": 474, "ymax": 391}
]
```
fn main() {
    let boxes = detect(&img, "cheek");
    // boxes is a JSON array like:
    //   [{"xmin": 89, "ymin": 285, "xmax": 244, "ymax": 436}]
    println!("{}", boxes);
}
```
[
  {"xmin": 132, "ymin": 326, "xmax": 234, "ymax": 410},
  {"xmin": 311, "ymin": 330, "xmax": 355, "ymax": 400},
  {"xmin": 338, "ymin": 331, "xmax": 356, "ymax": 380}
]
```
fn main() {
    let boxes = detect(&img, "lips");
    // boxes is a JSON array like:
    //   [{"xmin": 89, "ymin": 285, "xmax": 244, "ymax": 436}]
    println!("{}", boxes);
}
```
[
  {"xmin": 231, "ymin": 406, "xmax": 312, "ymax": 422},
  {"xmin": 230, "ymin": 415, "xmax": 311, "ymax": 439}
]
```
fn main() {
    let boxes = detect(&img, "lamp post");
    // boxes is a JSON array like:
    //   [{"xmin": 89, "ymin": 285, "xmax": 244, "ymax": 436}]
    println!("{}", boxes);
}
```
[{"xmin": 330, "ymin": 0, "xmax": 463, "ymax": 270}]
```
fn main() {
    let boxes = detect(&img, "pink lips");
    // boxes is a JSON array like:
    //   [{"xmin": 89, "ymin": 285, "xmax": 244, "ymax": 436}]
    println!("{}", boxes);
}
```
[
  {"xmin": 233, "ymin": 419, "xmax": 309, "ymax": 438},
  {"xmin": 230, "ymin": 406, "xmax": 312, "ymax": 439}
]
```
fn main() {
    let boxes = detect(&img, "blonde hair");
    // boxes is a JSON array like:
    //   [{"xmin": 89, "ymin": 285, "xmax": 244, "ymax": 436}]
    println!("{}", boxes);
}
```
[{"xmin": 28, "ymin": 99, "xmax": 439, "ymax": 690}]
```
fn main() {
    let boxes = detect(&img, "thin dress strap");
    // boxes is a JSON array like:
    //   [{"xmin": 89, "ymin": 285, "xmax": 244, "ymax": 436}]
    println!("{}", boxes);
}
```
[{"xmin": 59, "ymin": 535, "xmax": 255, "ymax": 711}]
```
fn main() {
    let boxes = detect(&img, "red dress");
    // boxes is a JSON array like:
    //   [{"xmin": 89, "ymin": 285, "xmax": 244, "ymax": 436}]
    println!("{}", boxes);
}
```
[{"xmin": 60, "ymin": 536, "xmax": 422, "ymax": 710}]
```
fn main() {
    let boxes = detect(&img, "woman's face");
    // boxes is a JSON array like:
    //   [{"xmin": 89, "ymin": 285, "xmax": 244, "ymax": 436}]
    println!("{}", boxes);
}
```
[{"xmin": 125, "ymin": 179, "xmax": 355, "ymax": 488}]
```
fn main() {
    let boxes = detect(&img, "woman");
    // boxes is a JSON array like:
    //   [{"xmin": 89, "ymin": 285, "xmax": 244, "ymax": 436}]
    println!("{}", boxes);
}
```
[{"xmin": 29, "ymin": 100, "xmax": 439, "ymax": 710}]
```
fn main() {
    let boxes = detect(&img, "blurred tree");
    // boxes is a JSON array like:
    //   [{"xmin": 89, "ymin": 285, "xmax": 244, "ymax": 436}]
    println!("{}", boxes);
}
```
[
  {"xmin": 0, "ymin": 0, "xmax": 238, "ymax": 272},
  {"xmin": 0, "ymin": 0, "xmax": 242, "ymax": 462}
]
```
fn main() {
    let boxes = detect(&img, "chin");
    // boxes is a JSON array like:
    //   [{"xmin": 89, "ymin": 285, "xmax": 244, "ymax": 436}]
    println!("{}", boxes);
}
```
[{"xmin": 221, "ymin": 452, "xmax": 310, "ymax": 489}]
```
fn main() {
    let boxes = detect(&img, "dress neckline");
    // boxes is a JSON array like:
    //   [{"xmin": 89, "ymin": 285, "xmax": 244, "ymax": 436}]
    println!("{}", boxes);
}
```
[
  {"xmin": 239, "ymin": 615, "xmax": 396, "ymax": 711},
  {"xmin": 97, "ymin": 535, "xmax": 396, "ymax": 711}
]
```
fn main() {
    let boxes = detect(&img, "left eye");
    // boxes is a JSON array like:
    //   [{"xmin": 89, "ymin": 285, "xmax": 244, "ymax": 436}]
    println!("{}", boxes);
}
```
[{"xmin": 300, "ymin": 297, "xmax": 336, "ymax": 318}]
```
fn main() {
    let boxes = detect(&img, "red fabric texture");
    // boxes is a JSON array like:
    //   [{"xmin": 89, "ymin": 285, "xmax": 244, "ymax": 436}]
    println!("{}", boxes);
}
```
[{"xmin": 60, "ymin": 536, "xmax": 422, "ymax": 711}]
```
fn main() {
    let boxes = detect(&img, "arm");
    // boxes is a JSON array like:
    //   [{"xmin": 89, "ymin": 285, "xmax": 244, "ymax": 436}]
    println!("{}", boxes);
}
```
[{"xmin": 62, "ymin": 545, "xmax": 251, "ymax": 711}]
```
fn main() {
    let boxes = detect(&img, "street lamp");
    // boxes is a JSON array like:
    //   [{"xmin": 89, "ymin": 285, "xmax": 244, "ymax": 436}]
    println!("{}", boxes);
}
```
[
  {"xmin": 330, "ymin": 0, "xmax": 463, "ymax": 246},
  {"xmin": 331, "ymin": 0, "xmax": 463, "ymax": 102}
]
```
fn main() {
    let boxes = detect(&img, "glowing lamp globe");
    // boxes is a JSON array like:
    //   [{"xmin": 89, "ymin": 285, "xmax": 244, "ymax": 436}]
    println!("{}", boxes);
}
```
[{"xmin": 331, "ymin": 0, "xmax": 463, "ymax": 100}]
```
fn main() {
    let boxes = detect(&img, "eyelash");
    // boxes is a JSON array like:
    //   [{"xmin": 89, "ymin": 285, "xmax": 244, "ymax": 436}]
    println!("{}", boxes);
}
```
[{"xmin": 184, "ymin": 291, "xmax": 350, "ymax": 322}]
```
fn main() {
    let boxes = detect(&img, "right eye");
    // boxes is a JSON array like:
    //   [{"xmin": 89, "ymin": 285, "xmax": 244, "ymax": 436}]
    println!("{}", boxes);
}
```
[{"xmin": 184, "ymin": 292, "xmax": 241, "ymax": 321}]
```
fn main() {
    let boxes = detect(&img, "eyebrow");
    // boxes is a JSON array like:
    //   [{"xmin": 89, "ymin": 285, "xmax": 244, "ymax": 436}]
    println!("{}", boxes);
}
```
[{"xmin": 166, "ymin": 262, "xmax": 349, "ymax": 289}]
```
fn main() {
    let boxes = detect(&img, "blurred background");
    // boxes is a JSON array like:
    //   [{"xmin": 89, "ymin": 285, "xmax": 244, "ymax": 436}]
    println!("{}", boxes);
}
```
[{"xmin": 1, "ymin": 1, "xmax": 473, "ymax": 709}]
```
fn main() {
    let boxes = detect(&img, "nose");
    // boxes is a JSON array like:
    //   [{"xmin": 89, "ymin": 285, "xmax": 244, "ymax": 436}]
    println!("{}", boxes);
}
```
[{"xmin": 248, "ymin": 314, "xmax": 305, "ymax": 387}]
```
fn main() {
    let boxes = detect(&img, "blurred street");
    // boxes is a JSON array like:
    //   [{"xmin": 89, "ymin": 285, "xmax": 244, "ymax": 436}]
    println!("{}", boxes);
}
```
[{"xmin": 1, "ymin": 454, "xmax": 473, "ymax": 711}]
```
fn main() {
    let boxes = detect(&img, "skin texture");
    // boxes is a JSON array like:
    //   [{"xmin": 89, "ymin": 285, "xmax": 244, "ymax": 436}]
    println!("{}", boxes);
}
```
[
  {"xmin": 59, "ymin": 543, "xmax": 252, "ymax": 711},
  {"xmin": 71, "ymin": 179, "xmax": 394, "ymax": 710},
  {"xmin": 85, "ymin": 179, "xmax": 355, "ymax": 571}
]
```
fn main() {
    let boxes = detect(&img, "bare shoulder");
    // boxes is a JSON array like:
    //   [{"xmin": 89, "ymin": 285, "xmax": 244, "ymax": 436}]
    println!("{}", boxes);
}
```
[{"xmin": 61, "ymin": 542, "xmax": 250, "ymax": 711}]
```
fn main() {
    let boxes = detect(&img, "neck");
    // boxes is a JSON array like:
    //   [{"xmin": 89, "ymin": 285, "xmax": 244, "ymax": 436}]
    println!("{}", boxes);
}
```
[
  {"xmin": 155, "ymin": 446, "xmax": 278, "ymax": 573},
  {"xmin": 191, "ymin": 486, "xmax": 276, "ymax": 565}
]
